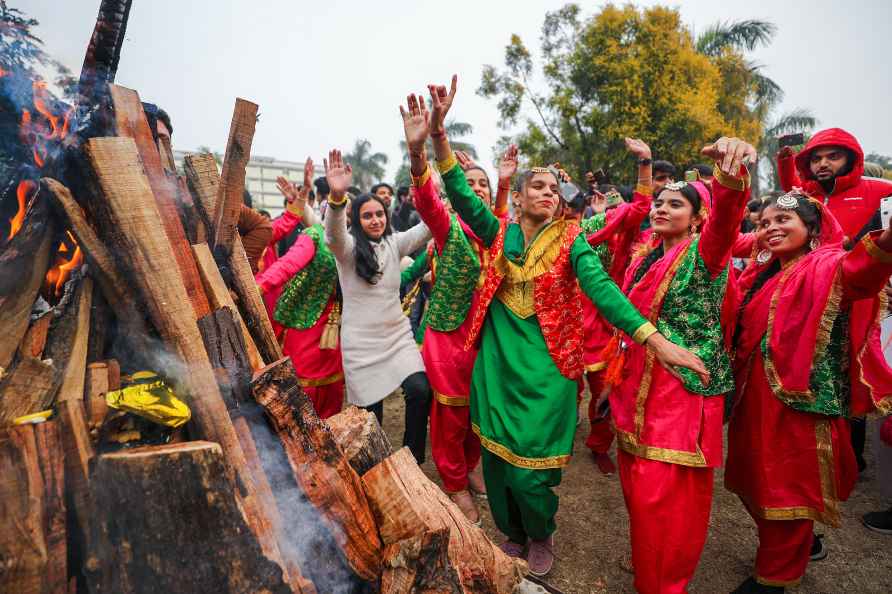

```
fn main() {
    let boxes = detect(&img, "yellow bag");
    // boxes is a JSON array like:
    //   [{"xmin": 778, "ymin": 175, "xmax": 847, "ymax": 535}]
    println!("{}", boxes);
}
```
[{"xmin": 105, "ymin": 371, "xmax": 191, "ymax": 428}]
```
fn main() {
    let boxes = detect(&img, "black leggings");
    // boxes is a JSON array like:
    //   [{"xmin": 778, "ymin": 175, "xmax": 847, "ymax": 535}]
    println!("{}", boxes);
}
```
[{"xmin": 363, "ymin": 371, "xmax": 432, "ymax": 464}]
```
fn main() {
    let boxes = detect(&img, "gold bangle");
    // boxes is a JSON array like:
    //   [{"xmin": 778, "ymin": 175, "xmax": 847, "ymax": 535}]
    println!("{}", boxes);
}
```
[
  {"xmin": 328, "ymin": 193, "xmax": 348, "ymax": 207},
  {"xmin": 411, "ymin": 166, "xmax": 431, "ymax": 188},
  {"xmin": 712, "ymin": 165, "xmax": 750, "ymax": 192},
  {"xmin": 635, "ymin": 183, "xmax": 653, "ymax": 196},
  {"xmin": 863, "ymin": 234, "xmax": 892, "ymax": 264},
  {"xmin": 437, "ymin": 151, "xmax": 458, "ymax": 174}
]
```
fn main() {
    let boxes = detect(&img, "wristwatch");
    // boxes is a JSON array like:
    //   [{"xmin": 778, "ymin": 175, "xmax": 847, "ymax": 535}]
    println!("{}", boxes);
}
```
[{"xmin": 638, "ymin": 158, "xmax": 652, "ymax": 166}]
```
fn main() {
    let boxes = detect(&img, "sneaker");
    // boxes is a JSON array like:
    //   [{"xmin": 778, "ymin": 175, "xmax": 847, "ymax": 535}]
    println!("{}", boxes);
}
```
[
  {"xmin": 809, "ymin": 533, "xmax": 827, "ymax": 561},
  {"xmin": 448, "ymin": 490, "xmax": 480, "ymax": 525},
  {"xmin": 730, "ymin": 576, "xmax": 785, "ymax": 593},
  {"xmin": 862, "ymin": 508, "xmax": 892, "ymax": 535},
  {"xmin": 526, "ymin": 535, "xmax": 555, "ymax": 577},
  {"xmin": 499, "ymin": 540, "xmax": 525, "ymax": 558},
  {"xmin": 468, "ymin": 463, "xmax": 487, "ymax": 499},
  {"xmin": 593, "ymin": 452, "xmax": 617, "ymax": 475}
]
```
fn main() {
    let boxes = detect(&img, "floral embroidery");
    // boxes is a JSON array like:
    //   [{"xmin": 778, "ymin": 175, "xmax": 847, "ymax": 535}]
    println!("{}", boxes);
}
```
[
  {"xmin": 423, "ymin": 216, "xmax": 481, "ymax": 332},
  {"xmin": 274, "ymin": 224, "xmax": 337, "ymax": 329}
]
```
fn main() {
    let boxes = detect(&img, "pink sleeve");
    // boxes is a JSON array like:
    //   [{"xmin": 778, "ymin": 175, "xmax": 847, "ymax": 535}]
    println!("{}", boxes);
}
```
[
  {"xmin": 412, "ymin": 175, "xmax": 451, "ymax": 251},
  {"xmin": 270, "ymin": 211, "xmax": 302, "ymax": 243},
  {"xmin": 777, "ymin": 153, "xmax": 800, "ymax": 192},
  {"xmin": 256, "ymin": 233, "xmax": 316, "ymax": 293}
]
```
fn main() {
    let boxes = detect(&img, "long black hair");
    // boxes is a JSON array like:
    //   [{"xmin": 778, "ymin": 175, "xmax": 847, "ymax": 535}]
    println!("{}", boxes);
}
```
[{"xmin": 349, "ymin": 193, "xmax": 393, "ymax": 284}]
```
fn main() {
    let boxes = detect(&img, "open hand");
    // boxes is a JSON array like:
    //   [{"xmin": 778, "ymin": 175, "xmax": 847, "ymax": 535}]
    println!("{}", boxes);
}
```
[
  {"xmin": 400, "ymin": 93, "xmax": 431, "ymax": 153},
  {"xmin": 777, "ymin": 145, "xmax": 795, "ymax": 159},
  {"xmin": 701, "ymin": 137, "xmax": 757, "ymax": 177},
  {"xmin": 301, "ymin": 157, "xmax": 315, "ymax": 202},
  {"xmin": 324, "ymin": 149, "xmax": 353, "ymax": 199},
  {"xmin": 498, "ymin": 144, "xmax": 518, "ymax": 182},
  {"xmin": 455, "ymin": 150, "xmax": 476, "ymax": 170},
  {"xmin": 624, "ymin": 137, "xmax": 652, "ymax": 160},
  {"xmin": 276, "ymin": 176, "xmax": 300, "ymax": 203},
  {"xmin": 428, "ymin": 74, "xmax": 457, "ymax": 135},
  {"xmin": 646, "ymin": 332, "xmax": 710, "ymax": 386}
]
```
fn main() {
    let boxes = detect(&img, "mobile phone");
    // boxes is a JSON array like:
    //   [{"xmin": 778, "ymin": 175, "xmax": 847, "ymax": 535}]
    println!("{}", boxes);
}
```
[
  {"xmin": 778, "ymin": 132, "xmax": 805, "ymax": 148},
  {"xmin": 684, "ymin": 170, "xmax": 699, "ymax": 182}
]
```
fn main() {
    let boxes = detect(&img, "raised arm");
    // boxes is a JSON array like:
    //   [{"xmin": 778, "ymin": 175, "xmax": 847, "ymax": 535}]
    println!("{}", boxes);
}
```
[
  {"xmin": 698, "ymin": 137, "xmax": 757, "ymax": 277},
  {"xmin": 400, "ymin": 248, "xmax": 429, "ymax": 288},
  {"xmin": 427, "ymin": 75, "xmax": 500, "ymax": 245},
  {"xmin": 256, "ymin": 233, "xmax": 317, "ymax": 294},
  {"xmin": 842, "ymin": 230, "xmax": 892, "ymax": 301},
  {"xmin": 776, "ymin": 146, "xmax": 800, "ymax": 192},
  {"xmin": 322, "ymin": 149, "xmax": 354, "ymax": 260},
  {"xmin": 272, "ymin": 157, "xmax": 317, "ymax": 240},
  {"xmin": 493, "ymin": 144, "xmax": 518, "ymax": 218}
]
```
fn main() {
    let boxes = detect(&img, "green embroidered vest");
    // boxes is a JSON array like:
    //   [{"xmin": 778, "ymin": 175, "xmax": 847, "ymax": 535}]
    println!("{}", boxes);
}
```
[
  {"xmin": 656, "ymin": 239, "xmax": 734, "ymax": 396},
  {"xmin": 580, "ymin": 214, "xmax": 611, "ymax": 270},
  {"xmin": 422, "ymin": 217, "xmax": 481, "ymax": 333},
  {"xmin": 274, "ymin": 224, "xmax": 337, "ymax": 329}
]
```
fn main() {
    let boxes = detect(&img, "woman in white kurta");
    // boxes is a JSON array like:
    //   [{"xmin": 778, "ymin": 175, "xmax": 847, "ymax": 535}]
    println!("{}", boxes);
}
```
[{"xmin": 323, "ymin": 149, "xmax": 433, "ymax": 463}]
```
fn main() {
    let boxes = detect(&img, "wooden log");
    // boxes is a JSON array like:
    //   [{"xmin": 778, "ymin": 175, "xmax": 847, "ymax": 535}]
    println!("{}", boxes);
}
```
[
  {"xmin": 177, "ymin": 175, "xmax": 206, "ymax": 245},
  {"xmin": 105, "ymin": 359, "xmax": 120, "ymax": 391},
  {"xmin": 193, "ymin": 242, "xmax": 263, "ymax": 371},
  {"xmin": 85, "ymin": 362, "xmax": 109, "ymax": 435},
  {"xmin": 197, "ymin": 307, "xmax": 252, "ymax": 407},
  {"xmin": 0, "ymin": 421, "xmax": 66, "ymax": 593},
  {"xmin": 47, "ymin": 276, "xmax": 93, "ymax": 405},
  {"xmin": 0, "ymin": 357, "xmax": 59, "ymax": 426},
  {"xmin": 362, "ymin": 447, "xmax": 526, "ymax": 594},
  {"xmin": 0, "ymin": 190, "xmax": 54, "ymax": 376},
  {"xmin": 213, "ymin": 98, "xmax": 258, "ymax": 251},
  {"xmin": 183, "ymin": 153, "xmax": 219, "ymax": 239},
  {"xmin": 18, "ymin": 312, "xmax": 52, "ymax": 360},
  {"xmin": 327, "ymin": 406, "xmax": 392, "ymax": 476},
  {"xmin": 85, "ymin": 441, "xmax": 292, "ymax": 594},
  {"xmin": 81, "ymin": 136, "xmax": 289, "ymax": 576},
  {"xmin": 108, "ymin": 84, "xmax": 211, "ymax": 319},
  {"xmin": 253, "ymin": 357, "xmax": 383, "ymax": 580},
  {"xmin": 57, "ymin": 398, "xmax": 94, "ymax": 591}
]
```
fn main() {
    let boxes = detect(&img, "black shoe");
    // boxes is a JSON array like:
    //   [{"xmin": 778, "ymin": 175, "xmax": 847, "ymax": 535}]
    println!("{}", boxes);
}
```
[
  {"xmin": 862, "ymin": 508, "xmax": 892, "ymax": 535},
  {"xmin": 809, "ymin": 533, "xmax": 827, "ymax": 561},
  {"xmin": 730, "ymin": 576, "xmax": 785, "ymax": 594}
]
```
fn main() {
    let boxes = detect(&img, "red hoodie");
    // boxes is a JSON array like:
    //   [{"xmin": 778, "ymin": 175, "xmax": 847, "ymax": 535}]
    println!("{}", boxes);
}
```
[{"xmin": 778, "ymin": 128, "xmax": 892, "ymax": 237}]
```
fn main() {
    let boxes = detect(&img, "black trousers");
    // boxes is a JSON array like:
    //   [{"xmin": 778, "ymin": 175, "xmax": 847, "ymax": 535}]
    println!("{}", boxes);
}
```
[{"xmin": 363, "ymin": 371, "xmax": 431, "ymax": 464}]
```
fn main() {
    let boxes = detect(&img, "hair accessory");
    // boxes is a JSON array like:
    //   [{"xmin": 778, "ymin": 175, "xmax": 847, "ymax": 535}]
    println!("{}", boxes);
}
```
[
  {"xmin": 809, "ymin": 237, "xmax": 821, "ymax": 251},
  {"xmin": 756, "ymin": 249, "xmax": 772, "ymax": 265},
  {"xmin": 530, "ymin": 166, "xmax": 552, "ymax": 174},
  {"xmin": 776, "ymin": 192, "xmax": 801, "ymax": 210},
  {"xmin": 664, "ymin": 180, "xmax": 688, "ymax": 192}
]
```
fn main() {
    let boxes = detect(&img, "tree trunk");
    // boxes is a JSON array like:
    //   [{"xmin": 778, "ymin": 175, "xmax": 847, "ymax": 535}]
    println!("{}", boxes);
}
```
[
  {"xmin": 85, "ymin": 441, "xmax": 293, "ymax": 594},
  {"xmin": 326, "ymin": 406, "xmax": 392, "ymax": 476},
  {"xmin": 252, "ymin": 357, "xmax": 383, "ymax": 580},
  {"xmin": 362, "ymin": 447, "xmax": 526, "ymax": 594}
]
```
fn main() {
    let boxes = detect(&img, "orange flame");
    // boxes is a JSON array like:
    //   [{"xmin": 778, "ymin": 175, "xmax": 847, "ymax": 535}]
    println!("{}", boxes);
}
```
[
  {"xmin": 19, "ymin": 81, "xmax": 72, "ymax": 169},
  {"xmin": 44, "ymin": 231, "xmax": 83, "ymax": 298},
  {"xmin": 8, "ymin": 180, "xmax": 35, "ymax": 241},
  {"xmin": 0, "ymin": 66, "xmax": 7, "ymax": 77}
]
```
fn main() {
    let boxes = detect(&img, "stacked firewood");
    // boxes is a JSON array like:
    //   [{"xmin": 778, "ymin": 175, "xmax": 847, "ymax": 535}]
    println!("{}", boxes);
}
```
[{"xmin": 0, "ymin": 2, "xmax": 526, "ymax": 593}]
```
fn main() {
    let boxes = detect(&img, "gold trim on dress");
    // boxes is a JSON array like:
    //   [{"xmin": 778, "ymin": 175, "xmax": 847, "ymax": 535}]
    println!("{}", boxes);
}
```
[
  {"xmin": 856, "ymin": 289, "xmax": 892, "ymax": 415},
  {"xmin": 634, "ymin": 184, "xmax": 653, "ymax": 197},
  {"xmin": 411, "ymin": 166, "xmax": 432, "ymax": 188},
  {"xmin": 493, "ymin": 220, "xmax": 567, "ymax": 282},
  {"xmin": 862, "ymin": 234, "xmax": 892, "ymax": 264},
  {"xmin": 472, "ymin": 424, "xmax": 571, "ymax": 469},
  {"xmin": 298, "ymin": 371, "xmax": 344, "ymax": 388},
  {"xmin": 437, "ymin": 151, "xmax": 458, "ymax": 174},
  {"xmin": 711, "ymin": 165, "xmax": 750, "ymax": 192},
  {"xmin": 613, "ymin": 426, "xmax": 707, "ymax": 467},
  {"xmin": 631, "ymin": 321, "xmax": 657, "ymax": 345},
  {"xmin": 586, "ymin": 362, "xmax": 607, "ymax": 373},
  {"xmin": 814, "ymin": 419, "xmax": 841, "ymax": 527},
  {"xmin": 495, "ymin": 279, "xmax": 535, "ymax": 319},
  {"xmin": 434, "ymin": 390, "xmax": 470, "ymax": 407}
]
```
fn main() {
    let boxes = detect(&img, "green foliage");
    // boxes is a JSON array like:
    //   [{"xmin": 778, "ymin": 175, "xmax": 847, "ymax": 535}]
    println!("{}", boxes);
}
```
[
  {"xmin": 865, "ymin": 152, "xmax": 892, "ymax": 170},
  {"xmin": 344, "ymin": 138, "xmax": 389, "ymax": 191},
  {"xmin": 758, "ymin": 109, "xmax": 817, "ymax": 192},
  {"xmin": 478, "ymin": 4, "xmax": 777, "ymax": 185}
]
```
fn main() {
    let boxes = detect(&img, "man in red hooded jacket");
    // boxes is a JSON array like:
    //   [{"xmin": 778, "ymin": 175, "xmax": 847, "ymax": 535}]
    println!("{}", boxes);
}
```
[{"xmin": 777, "ymin": 127, "xmax": 892, "ymax": 241}]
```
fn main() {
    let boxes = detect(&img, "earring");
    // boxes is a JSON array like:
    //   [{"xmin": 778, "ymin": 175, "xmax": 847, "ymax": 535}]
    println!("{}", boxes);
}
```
[
  {"xmin": 756, "ymin": 249, "xmax": 771, "ymax": 265},
  {"xmin": 809, "ymin": 237, "xmax": 821, "ymax": 251}
]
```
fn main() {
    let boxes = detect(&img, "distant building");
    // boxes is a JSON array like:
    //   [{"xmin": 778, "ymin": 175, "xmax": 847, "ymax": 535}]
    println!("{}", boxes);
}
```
[{"xmin": 173, "ymin": 150, "xmax": 310, "ymax": 218}]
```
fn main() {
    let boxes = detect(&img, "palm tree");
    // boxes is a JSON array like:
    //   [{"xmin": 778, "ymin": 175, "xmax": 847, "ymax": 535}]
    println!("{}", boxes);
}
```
[
  {"xmin": 394, "ymin": 120, "xmax": 477, "ymax": 187},
  {"xmin": 344, "ymin": 139, "xmax": 389, "ymax": 191},
  {"xmin": 758, "ymin": 109, "xmax": 818, "ymax": 192}
]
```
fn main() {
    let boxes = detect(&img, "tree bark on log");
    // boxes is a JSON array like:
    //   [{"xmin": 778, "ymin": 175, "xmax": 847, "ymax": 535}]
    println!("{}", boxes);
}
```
[
  {"xmin": 327, "ymin": 406, "xmax": 392, "ymax": 476},
  {"xmin": 0, "ymin": 190, "xmax": 54, "ymax": 376},
  {"xmin": 0, "ymin": 356, "xmax": 59, "ymax": 426},
  {"xmin": 183, "ymin": 153, "xmax": 219, "ymax": 239},
  {"xmin": 107, "ymin": 84, "xmax": 210, "ymax": 319},
  {"xmin": 197, "ymin": 307, "xmax": 252, "ymax": 407},
  {"xmin": 362, "ymin": 447, "xmax": 526, "ymax": 594},
  {"xmin": 81, "ymin": 136, "xmax": 288, "ymax": 576},
  {"xmin": 252, "ymin": 357, "xmax": 383, "ymax": 580},
  {"xmin": 0, "ymin": 421, "xmax": 67, "ymax": 594},
  {"xmin": 47, "ymin": 276, "xmax": 92, "ymax": 405},
  {"xmin": 213, "ymin": 99, "xmax": 258, "ymax": 251},
  {"xmin": 85, "ymin": 441, "xmax": 293, "ymax": 594}
]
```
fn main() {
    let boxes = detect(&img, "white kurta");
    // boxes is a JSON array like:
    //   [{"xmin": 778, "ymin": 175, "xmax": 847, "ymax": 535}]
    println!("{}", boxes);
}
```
[{"xmin": 325, "ymin": 203, "xmax": 431, "ymax": 406}]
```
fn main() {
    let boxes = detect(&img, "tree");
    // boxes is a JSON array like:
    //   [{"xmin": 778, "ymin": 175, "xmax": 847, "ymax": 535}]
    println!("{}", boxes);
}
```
[
  {"xmin": 344, "ymin": 138, "xmax": 388, "ymax": 191},
  {"xmin": 394, "ymin": 119, "xmax": 477, "ymax": 187},
  {"xmin": 757, "ymin": 109, "xmax": 817, "ymax": 192},
  {"xmin": 865, "ymin": 152, "xmax": 892, "ymax": 170},
  {"xmin": 478, "ymin": 4, "xmax": 769, "ymax": 184}
]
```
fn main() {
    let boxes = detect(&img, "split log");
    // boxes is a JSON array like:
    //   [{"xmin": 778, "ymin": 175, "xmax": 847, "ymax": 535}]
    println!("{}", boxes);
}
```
[
  {"xmin": 0, "ymin": 190, "xmax": 54, "ymax": 375},
  {"xmin": 362, "ymin": 447, "xmax": 526, "ymax": 594},
  {"xmin": 57, "ymin": 397, "xmax": 94, "ymax": 590},
  {"xmin": 0, "ymin": 421, "xmax": 66, "ymax": 594},
  {"xmin": 81, "ymin": 136, "xmax": 289, "ymax": 576},
  {"xmin": 0, "ymin": 357, "xmax": 59, "ymax": 426},
  {"xmin": 193, "ymin": 242, "xmax": 263, "ymax": 370},
  {"xmin": 47, "ymin": 276, "xmax": 92, "ymax": 405},
  {"xmin": 85, "ymin": 441, "xmax": 292, "ymax": 594},
  {"xmin": 85, "ymin": 362, "xmax": 109, "ymax": 435},
  {"xmin": 76, "ymin": 0, "xmax": 133, "ymax": 115},
  {"xmin": 253, "ymin": 357, "xmax": 383, "ymax": 580},
  {"xmin": 213, "ymin": 98, "xmax": 258, "ymax": 251},
  {"xmin": 108, "ymin": 84, "xmax": 211, "ymax": 319},
  {"xmin": 105, "ymin": 359, "xmax": 120, "ymax": 391},
  {"xmin": 327, "ymin": 406, "xmax": 392, "ymax": 476},
  {"xmin": 183, "ymin": 153, "xmax": 219, "ymax": 239},
  {"xmin": 177, "ymin": 175, "xmax": 206, "ymax": 244},
  {"xmin": 18, "ymin": 312, "xmax": 52, "ymax": 360},
  {"xmin": 197, "ymin": 307, "xmax": 252, "ymax": 407}
]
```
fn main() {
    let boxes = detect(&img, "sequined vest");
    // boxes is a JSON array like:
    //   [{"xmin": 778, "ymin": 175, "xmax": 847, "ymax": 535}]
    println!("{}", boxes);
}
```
[
  {"xmin": 465, "ymin": 220, "xmax": 586, "ymax": 379},
  {"xmin": 422, "ymin": 216, "xmax": 481, "ymax": 333},
  {"xmin": 274, "ymin": 224, "xmax": 337, "ymax": 329}
]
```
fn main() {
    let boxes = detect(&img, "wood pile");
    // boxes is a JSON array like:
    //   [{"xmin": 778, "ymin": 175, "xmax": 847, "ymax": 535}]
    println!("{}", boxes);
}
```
[{"xmin": 0, "ymin": 1, "xmax": 526, "ymax": 592}]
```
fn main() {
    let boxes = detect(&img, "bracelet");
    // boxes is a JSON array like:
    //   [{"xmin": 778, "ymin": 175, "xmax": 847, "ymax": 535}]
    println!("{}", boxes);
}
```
[
  {"xmin": 430, "ymin": 130, "xmax": 445, "ymax": 138},
  {"xmin": 411, "ymin": 166, "xmax": 431, "ymax": 188},
  {"xmin": 638, "ymin": 158, "xmax": 652, "ymax": 166},
  {"xmin": 328, "ymin": 193, "xmax": 348, "ymax": 208}
]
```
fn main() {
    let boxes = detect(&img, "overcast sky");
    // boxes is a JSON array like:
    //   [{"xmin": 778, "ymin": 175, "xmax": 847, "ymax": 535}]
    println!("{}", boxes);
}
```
[{"xmin": 21, "ymin": 0, "xmax": 892, "ymax": 182}]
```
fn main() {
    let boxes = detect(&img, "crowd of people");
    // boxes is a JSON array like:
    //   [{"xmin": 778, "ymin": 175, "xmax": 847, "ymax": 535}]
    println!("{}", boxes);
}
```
[{"xmin": 151, "ymin": 73, "xmax": 892, "ymax": 593}]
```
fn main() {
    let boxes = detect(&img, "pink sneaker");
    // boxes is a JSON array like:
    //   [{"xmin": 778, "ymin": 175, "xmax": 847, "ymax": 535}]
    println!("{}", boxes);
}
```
[
  {"xmin": 498, "ymin": 540, "xmax": 525, "ymax": 558},
  {"xmin": 526, "ymin": 535, "xmax": 554, "ymax": 576}
]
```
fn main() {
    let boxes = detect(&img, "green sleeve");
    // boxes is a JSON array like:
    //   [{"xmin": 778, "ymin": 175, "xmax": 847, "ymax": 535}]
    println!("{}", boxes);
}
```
[
  {"xmin": 400, "ymin": 250, "xmax": 429, "ymax": 287},
  {"xmin": 441, "ymin": 164, "xmax": 500, "ymax": 246},
  {"xmin": 570, "ymin": 234, "xmax": 649, "ymax": 338},
  {"xmin": 579, "ymin": 213, "xmax": 607, "ymax": 234}
]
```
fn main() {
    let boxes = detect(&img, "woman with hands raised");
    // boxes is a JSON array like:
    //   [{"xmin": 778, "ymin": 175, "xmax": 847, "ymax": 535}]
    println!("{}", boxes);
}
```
[{"xmin": 322, "ymin": 148, "xmax": 433, "ymax": 464}]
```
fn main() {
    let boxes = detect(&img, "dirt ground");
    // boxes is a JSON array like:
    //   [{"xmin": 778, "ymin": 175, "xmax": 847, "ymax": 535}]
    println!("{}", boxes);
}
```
[{"xmin": 377, "ymin": 391, "xmax": 892, "ymax": 594}]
